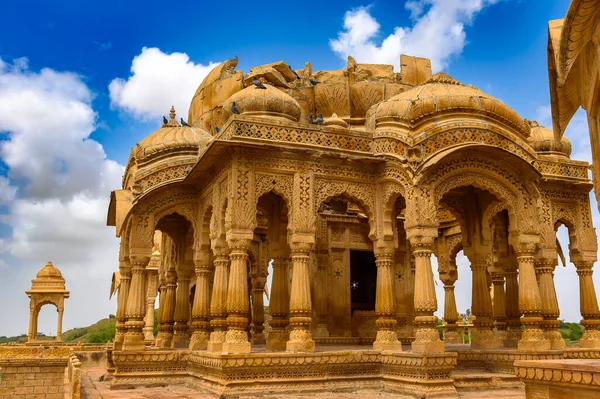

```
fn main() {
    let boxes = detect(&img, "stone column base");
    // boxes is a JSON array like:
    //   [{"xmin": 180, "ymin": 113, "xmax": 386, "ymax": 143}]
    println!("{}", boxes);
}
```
[
  {"xmin": 518, "ymin": 333, "xmax": 551, "ymax": 351},
  {"xmin": 471, "ymin": 327, "xmax": 500, "ymax": 349},
  {"xmin": 155, "ymin": 332, "xmax": 173, "ymax": 348},
  {"xmin": 189, "ymin": 331, "xmax": 209, "ymax": 350},
  {"xmin": 286, "ymin": 339, "xmax": 315, "ymax": 352},
  {"xmin": 171, "ymin": 333, "xmax": 189, "ymax": 349},
  {"xmin": 222, "ymin": 330, "xmax": 251, "ymax": 354},
  {"xmin": 579, "ymin": 332, "xmax": 600, "ymax": 348},
  {"xmin": 207, "ymin": 331, "xmax": 226, "ymax": 352},
  {"xmin": 122, "ymin": 338, "xmax": 145, "ymax": 351},
  {"xmin": 544, "ymin": 329, "xmax": 566, "ymax": 350}
]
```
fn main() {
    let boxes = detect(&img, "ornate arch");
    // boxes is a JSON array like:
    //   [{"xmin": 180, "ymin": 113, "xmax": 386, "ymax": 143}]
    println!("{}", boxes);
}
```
[
  {"xmin": 254, "ymin": 173, "xmax": 293, "ymax": 213},
  {"xmin": 380, "ymin": 181, "xmax": 407, "ymax": 241},
  {"xmin": 314, "ymin": 178, "xmax": 377, "ymax": 238}
]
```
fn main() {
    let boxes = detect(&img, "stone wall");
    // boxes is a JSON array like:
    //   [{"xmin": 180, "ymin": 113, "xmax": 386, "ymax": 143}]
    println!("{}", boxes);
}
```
[{"xmin": 0, "ymin": 357, "xmax": 67, "ymax": 398}]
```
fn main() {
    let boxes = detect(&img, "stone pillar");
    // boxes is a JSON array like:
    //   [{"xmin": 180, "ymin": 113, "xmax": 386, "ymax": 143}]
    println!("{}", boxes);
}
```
[
  {"xmin": 123, "ymin": 254, "xmax": 150, "ymax": 350},
  {"xmin": 286, "ymin": 238, "xmax": 315, "ymax": 352},
  {"xmin": 373, "ymin": 244, "xmax": 402, "ymax": 351},
  {"xmin": 469, "ymin": 255, "xmax": 499, "ymax": 349},
  {"xmin": 156, "ymin": 271, "xmax": 176, "ymax": 347},
  {"xmin": 251, "ymin": 277, "xmax": 266, "ymax": 344},
  {"xmin": 189, "ymin": 255, "xmax": 212, "ymax": 350},
  {"xmin": 516, "ymin": 241, "xmax": 550, "ymax": 351},
  {"xmin": 442, "ymin": 272, "xmax": 461, "ymax": 344},
  {"xmin": 32, "ymin": 309, "xmax": 39, "ymax": 341},
  {"xmin": 408, "ymin": 232, "xmax": 444, "ymax": 353},
  {"xmin": 114, "ymin": 261, "xmax": 131, "ymax": 350},
  {"xmin": 491, "ymin": 273, "xmax": 507, "ymax": 346},
  {"xmin": 267, "ymin": 246, "xmax": 290, "ymax": 350},
  {"xmin": 172, "ymin": 270, "xmax": 191, "ymax": 348},
  {"xmin": 56, "ymin": 308, "xmax": 64, "ymax": 342},
  {"xmin": 314, "ymin": 251, "xmax": 330, "ymax": 338},
  {"xmin": 504, "ymin": 268, "xmax": 520, "ymax": 347},
  {"xmin": 207, "ymin": 244, "xmax": 230, "ymax": 352},
  {"xmin": 27, "ymin": 307, "xmax": 35, "ymax": 342},
  {"xmin": 575, "ymin": 261, "xmax": 600, "ymax": 347},
  {"xmin": 143, "ymin": 268, "xmax": 158, "ymax": 343},
  {"xmin": 537, "ymin": 258, "xmax": 566, "ymax": 349},
  {"xmin": 222, "ymin": 237, "xmax": 252, "ymax": 354}
]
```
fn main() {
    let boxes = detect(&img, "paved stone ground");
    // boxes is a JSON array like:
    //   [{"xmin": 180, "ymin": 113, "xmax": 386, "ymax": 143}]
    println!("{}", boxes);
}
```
[
  {"xmin": 81, "ymin": 367, "xmax": 525, "ymax": 399},
  {"xmin": 81, "ymin": 368, "xmax": 412, "ymax": 399}
]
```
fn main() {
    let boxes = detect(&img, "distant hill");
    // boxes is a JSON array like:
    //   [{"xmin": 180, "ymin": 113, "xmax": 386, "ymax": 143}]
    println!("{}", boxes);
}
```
[{"xmin": 61, "ymin": 314, "xmax": 117, "ymax": 343}]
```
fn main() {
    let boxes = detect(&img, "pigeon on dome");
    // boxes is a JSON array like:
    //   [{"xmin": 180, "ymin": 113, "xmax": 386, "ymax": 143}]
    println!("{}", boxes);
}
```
[{"xmin": 253, "ymin": 77, "xmax": 267, "ymax": 89}]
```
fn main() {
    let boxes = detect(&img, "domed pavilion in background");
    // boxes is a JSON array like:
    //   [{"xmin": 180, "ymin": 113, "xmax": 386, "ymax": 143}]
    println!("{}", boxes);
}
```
[
  {"xmin": 25, "ymin": 261, "xmax": 70, "ymax": 343},
  {"xmin": 105, "ymin": 51, "xmax": 600, "ymax": 397}
]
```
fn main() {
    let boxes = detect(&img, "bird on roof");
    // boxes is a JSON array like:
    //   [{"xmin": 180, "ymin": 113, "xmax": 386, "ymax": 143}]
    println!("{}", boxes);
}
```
[
  {"xmin": 215, "ymin": 127, "xmax": 220, "ymax": 133},
  {"xmin": 308, "ymin": 113, "xmax": 314, "ymax": 124},
  {"xmin": 253, "ymin": 77, "xmax": 267, "ymax": 89},
  {"xmin": 288, "ymin": 64, "xmax": 301, "ymax": 80},
  {"xmin": 316, "ymin": 113, "xmax": 324, "ymax": 125},
  {"xmin": 231, "ymin": 101, "xmax": 240, "ymax": 114},
  {"xmin": 162, "ymin": 116, "xmax": 168, "ymax": 125},
  {"xmin": 180, "ymin": 118, "xmax": 190, "ymax": 127},
  {"xmin": 310, "ymin": 78, "xmax": 320, "ymax": 85}
]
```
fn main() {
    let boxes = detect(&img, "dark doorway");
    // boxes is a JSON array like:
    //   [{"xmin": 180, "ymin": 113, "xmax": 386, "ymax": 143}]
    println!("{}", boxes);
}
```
[{"xmin": 350, "ymin": 250, "xmax": 377, "ymax": 313}]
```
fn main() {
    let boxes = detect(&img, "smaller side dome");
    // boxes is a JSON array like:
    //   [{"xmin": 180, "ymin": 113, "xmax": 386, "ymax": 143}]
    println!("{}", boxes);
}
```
[
  {"xmin": 527, "ymin": 121, "xmax": 572, "ymax": 157},
  {"xmin": 221, "ymin": 84, "xmax": 301, "ymax": 122},
  {"xmin": 36, "ymin": 262, "xmax": 64, "ymax": 280},
  {"xmin": 134, "ymin": 106, "xmax": 212, "ymax": 162}
]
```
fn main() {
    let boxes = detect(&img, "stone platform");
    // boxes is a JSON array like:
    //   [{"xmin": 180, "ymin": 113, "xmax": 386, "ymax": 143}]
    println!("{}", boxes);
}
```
[
  {"xmin": 514, "ymin": 359, "xmax": 600, "ymax": 399},
  {"xmin": 111, "ymin": 346, "xmax": 457, "ymax": 398}
]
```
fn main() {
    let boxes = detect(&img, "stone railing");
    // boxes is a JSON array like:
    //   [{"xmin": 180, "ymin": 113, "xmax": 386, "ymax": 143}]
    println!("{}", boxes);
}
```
[
  {"xmin": 0, "ymin": 356, "xmax": 67, "ymax": 398},
  {"xmin": 213, "ymin": 115, "xmax": 373, "ymax": 154},
  {"xmin": 514, "ymin": 359, "xmax": 600, "ymax": 398},
  {"xmin": 66, "ymin": 353, "xmax": 82, "ymax": 399}
]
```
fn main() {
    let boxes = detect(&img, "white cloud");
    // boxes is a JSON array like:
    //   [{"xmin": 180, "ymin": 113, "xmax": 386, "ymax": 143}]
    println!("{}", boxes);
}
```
[
  {"xmin": 330, "ymin": 1, "xmax": 498, "ymax": 72},
  {"xmin": 0, "ymin": 57, "xmax": 123, "ymax": 336},
  {"xmin": 0, "ymin": 176, "xmax": 17, "ymax": 204},
  {"xmin": 109, "ymin": 47, "xmax": 217, "ymax": 121}
]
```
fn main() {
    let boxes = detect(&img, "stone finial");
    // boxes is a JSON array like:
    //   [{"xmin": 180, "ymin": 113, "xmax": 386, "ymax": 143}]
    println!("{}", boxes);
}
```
[{"xmin": 164, "ymin": 106, "xmax": 181, "ymax": 127}]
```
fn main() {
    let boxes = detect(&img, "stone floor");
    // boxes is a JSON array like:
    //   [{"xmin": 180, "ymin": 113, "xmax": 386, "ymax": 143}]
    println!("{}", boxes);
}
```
[{"xmin": 81, "ymin": 367, "xmax": 525, "ymax": 399}]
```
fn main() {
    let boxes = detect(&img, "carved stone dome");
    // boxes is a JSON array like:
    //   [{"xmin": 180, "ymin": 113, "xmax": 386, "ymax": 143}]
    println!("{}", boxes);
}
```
[
  {"xmin": 133, "ymin": 106, "xmax": 212, "ymax": 163},
  {"xmin": 221, "ymin": 84, "xmax": 301, "ymax": 122},
  {"xmin": 36, "ymin": 262, "xmax": 64, "ymax": 280},
  {"xmin": 527, "ymin": 121, "xmax": 572, "ymax": 157},
  {"xmin": 366, "ymin": 72, "xmax": 527, "ymax": 136}
]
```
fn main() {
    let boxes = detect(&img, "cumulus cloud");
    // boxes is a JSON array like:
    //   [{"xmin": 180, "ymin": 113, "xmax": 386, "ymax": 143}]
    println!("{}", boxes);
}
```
[
  {"xmin": 109, "ymin": 47, "xmax": 218, "ymax": 121},
  {"xmin": 330, "ymin": 1, "xmax": 498, "ymax": 72},
  {"xmin": 0, "ymin": 57, "xmax": 123, "ymax": 336},
  {"xmin": 0, "ymin": 176, "xmax": 17, "ymax": 204}
]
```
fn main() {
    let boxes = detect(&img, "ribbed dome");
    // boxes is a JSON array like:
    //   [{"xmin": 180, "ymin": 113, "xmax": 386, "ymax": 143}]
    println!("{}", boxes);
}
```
[
  {"xmin": 133, "ymin": 106, "xmax": 212, "ymax": 162},
  {"xmin": 366, "ymin": 72, "xmax": 528, "ymax": 136},
  {"xmin": 528, "ymin": 121, "xmax": 572, "ymax": 157},
  {"xmin": 221, "ymin": 84, "xmax": 301, "ymax": 122},
  {"xmin": 36, "ymin": 262, "xmax": 64, "ymax": 280}
]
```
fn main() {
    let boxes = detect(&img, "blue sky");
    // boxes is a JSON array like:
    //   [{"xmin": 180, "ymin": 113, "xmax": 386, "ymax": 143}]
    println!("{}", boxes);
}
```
[{"xmin": 0, "ymin": 0, "xmax": 595, "ymax": 336}]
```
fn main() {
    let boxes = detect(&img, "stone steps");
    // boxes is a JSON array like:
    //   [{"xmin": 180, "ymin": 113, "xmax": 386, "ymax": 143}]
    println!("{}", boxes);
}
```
[{"xmin": 453, "ymin": 369, "xmax": 524, "ymax": 399}]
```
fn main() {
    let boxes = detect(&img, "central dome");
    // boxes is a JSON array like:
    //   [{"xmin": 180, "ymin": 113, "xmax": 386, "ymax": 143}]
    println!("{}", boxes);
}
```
[
  {"xmin": 36, "ymin": 262, "xmax": 64, "ymax": 280},
  {"xmin": 221, "ymin": 84, "xmax": 301, "ymax": 122},
  {"xmin": 366, "ymin": 72, "xmax": 527, "ymax": 136}
]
